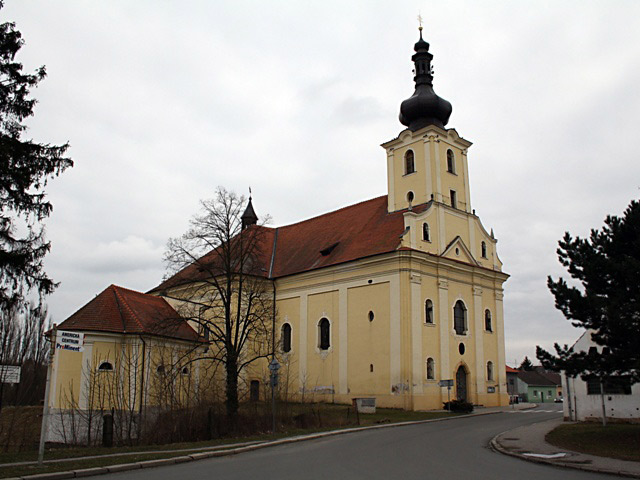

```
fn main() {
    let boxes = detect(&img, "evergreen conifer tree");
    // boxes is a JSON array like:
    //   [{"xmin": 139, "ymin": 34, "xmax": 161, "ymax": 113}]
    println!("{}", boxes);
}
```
[
  {"xmin": 537, "ymin": 200, "xmax": 640, "ymax": 383},
  {"xmin": 0, "ymin": 4, "xmax": 72, "ymax": 311}
]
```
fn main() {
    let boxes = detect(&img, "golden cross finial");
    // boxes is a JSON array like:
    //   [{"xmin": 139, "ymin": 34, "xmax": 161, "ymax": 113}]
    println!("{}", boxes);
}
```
[{"xmin": 417, "ymin": 13, "xmax": 423, "ymax": 32}]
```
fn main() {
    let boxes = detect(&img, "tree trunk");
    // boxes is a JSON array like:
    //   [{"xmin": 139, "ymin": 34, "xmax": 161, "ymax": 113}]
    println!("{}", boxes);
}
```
[{"xmin": 225, "ymin": 355, "xmax": 239, "ymax": 425}]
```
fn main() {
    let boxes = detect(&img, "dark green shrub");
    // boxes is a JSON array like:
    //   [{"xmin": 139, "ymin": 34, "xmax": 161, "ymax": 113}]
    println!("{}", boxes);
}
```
[{"xmin": 443, "ymin": 400, "xmax": 474, "ymax": 413}]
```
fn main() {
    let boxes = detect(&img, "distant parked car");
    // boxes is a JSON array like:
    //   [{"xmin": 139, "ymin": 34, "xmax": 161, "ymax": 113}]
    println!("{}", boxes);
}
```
[{"xmin": 554, "ymin": 397, "xmax": 563, "ymax": 403}]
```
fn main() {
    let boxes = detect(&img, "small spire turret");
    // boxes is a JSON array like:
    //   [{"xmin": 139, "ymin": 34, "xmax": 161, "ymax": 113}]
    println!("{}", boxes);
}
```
[{"xmin": 241, "ymin": 190, "xmax": 258, "ymax": 230}]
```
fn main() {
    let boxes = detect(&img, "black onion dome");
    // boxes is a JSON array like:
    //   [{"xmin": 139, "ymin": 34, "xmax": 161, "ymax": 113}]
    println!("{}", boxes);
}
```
[{"xmin": 399, "ymin": 29, "xmax": 452, "ymax": 131}]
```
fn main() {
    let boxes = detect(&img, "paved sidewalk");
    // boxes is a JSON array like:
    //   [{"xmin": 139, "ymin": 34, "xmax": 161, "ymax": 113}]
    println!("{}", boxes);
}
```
[{"xmin": 491, "ymin": 418, "xmax": 640, "ymax": 478}]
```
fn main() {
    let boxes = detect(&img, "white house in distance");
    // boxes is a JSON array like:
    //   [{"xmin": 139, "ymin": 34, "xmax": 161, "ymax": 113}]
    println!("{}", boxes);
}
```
[{"xmin": 562, "ymin": 331, "xmax": 640, "ymax": 422}]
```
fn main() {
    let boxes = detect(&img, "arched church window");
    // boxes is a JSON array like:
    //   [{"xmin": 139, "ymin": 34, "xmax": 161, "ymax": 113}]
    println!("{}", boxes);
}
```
[
  {"xmin": 485, "ymin": 310, "xmax": 492, "ymax": 332},
  {"xmin": 481, "ymin": 241, "xmax": 487, "ymax": 258},
  {"xmin": 426, "ymin": 357, "xmax": 435, "ymax": 380},
  {"xmin": 282, "ymin": 323, "xmax": 292, "ymax": 352},
  {"xmin": 425, "ymin": 299, "xmax": 434, "ymax": 324},
  {"xmin": 405, "ymin": 150, "xmax": 415, "ymax": 174},
  {"xmin": 423, "ymin": 223, "xmax": 430, "ymax": 241},
  {"xmin": 318, "ymin": 318, "xmax": 330, "ymax": 350},
  {"xmin": 487, "ymin": 361, "xmax": 494, "ymax": 381},
  {"xmin": 98, "ymin": 361, "xmax": 113, "ymax": 372},
  {"xmin": 453, "ymin": 300, "xmax": 467, "ymax": 335},
  {"xmin": 447, "ymin": 149, "xmax": 455, "ymax": 173}
]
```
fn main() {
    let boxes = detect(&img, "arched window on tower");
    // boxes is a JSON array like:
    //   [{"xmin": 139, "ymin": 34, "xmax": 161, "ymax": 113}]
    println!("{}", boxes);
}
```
[
  {"xmin": 447, "ymin": 149, "xmax": 455, "ymax": 173},
  {"xmin": 487, "ymin": 361, "xmax": 494, "ymax": 381},
  {"xmin": 282, "ymin": 323, "xmax": 292, "ymax": 352},
  {"xmin": 453, "ymin": 300, "xmax": 467, "ymax": 335},
  {"xmin": 481, "ymin": 241, "xmax": 487, "ymax": 258},
  {"xmin": 425, "ymin": 299, "xmax": 434, "ymax": 324},
  {"xmin": 485, "ymin": 310, "xmax": 492, "ymax": 332},
  {"xmin": 318, "ymin": 318, "xmax": 330, "ymax": 350},
  {"xmin": 405, "ymin": 150, "xmax": 415, "ymax": 175},
  {"xmin": 422, "ymin": 223, "xmax": 430, "ymax": 242},
  {"xmin": 426, "ymin": 357, "xmax": 435, "ymax": 380}
]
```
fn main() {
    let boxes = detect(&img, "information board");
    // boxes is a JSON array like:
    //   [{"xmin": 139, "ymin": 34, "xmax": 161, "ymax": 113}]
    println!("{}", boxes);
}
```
[
  {"xmin": 56, "ymin": 331, "xmax": 85, "ymax": 352},
  {"xmin": 0, "ymin": 365, "xmax": 21, "ymax": 384}
]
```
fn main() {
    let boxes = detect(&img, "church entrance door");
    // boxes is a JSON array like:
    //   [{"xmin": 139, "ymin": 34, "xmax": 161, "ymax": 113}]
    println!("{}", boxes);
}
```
[{"xmin": 456, "ymin": 366, "xmax": 467, "ymax": 402}]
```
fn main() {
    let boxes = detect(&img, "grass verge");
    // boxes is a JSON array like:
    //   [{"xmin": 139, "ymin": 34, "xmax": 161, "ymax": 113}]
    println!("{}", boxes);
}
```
[
  {"xmin": 546, "ymin": 423, "xmax": 640, "ymax": 462},
  {"xmin": 0, "ymin": 408, "xmax": 458, "ymax": 478}
]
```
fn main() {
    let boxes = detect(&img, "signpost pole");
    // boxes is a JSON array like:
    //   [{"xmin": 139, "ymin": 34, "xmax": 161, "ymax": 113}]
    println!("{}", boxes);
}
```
[
  {"xmin": 38, "ymin": 326, "xmax": 56, "ymax": 465},
  {"xmin": 268, "ymin": 358, "xmax": 280, "ymax": 433}
]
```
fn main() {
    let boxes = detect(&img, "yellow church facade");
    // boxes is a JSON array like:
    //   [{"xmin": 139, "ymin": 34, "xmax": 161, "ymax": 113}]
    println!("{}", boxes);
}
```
[
  {"xmin": 234, "ymin": 30, "xmax": 509, "ymax": 409},
  {"xmin": 48, "ymin": 29, "xmax": 509, "ymax": 436},
  {"xmin": 250, "ymin": 122, "xmax": 508, "ymax": 410}
]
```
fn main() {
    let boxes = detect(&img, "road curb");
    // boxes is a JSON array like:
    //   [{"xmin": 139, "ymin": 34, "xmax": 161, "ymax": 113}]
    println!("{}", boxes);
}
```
[
  {"xmin": 489, "ymin": 427, "xmax": 640, "ymax": 479},
  {"xmin": 12, "ymin": 408, "xmax": 513, "ymax": 480}
]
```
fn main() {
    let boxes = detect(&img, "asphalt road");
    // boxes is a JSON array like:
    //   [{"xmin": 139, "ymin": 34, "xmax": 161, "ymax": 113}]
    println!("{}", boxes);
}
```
[{"xmin": 108, "ymin": 405, "xmax": 619, "ymax": 480}]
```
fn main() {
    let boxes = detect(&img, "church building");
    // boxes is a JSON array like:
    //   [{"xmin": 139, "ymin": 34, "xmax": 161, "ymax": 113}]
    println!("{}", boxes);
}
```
[
  {"xmin": 49, "ymin": 28, "xmax": 509, "ymax": 430},
  {"xmin": 154, "ymin": 27, "xmax": 510, "ymax": 409}
]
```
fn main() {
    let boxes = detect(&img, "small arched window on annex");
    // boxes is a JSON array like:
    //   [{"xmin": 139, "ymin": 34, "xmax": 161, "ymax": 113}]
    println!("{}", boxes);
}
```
[
  {"xmin": 487, "ymin": 361, "xmax": 494, "ymax": 382},
  {"xmin": 405, "ymin": 150, "xmax": 415, "ymax": 175},
  {"xmin": 453, "ymin": 300, "xmax": 467, "ymax": 335},
  {"xmin": 426, "ymin": 357, "xmax": 435, "ymax": 380},
  {"xmin": 481, "ymin": 241, "xmax": 487, "ymax": 258},
  {"xmin": 318, "ymin": 317, "xmax": 331, "ymax": 351},
  {"xmin": 97, "ymin": 361, "xmax": 113, "ymax": 372},
  {"xmin": 422, "ymin": 223, "xmax": 430, "ymax": 242},
  {"xmin": 156, "ymin": 365, "xmax": 166, "ymax": 375},
  {"xmin": 425, "ymin": 299, "xmax": 434, "ymax": 324},
  {"xmin": 446, "ymin": 149, "xmax": 455, "ymax": 174},
  {"xmin": 181, "ymin": 366, "xmax": 189, "ymax": 376},
  {"xmin": 281, "ymin": 323, "xmax": 292, "ymax": 353},
  {"xmin": 484, "ymin": 309, "xmax": 492, "ymax": 332}
]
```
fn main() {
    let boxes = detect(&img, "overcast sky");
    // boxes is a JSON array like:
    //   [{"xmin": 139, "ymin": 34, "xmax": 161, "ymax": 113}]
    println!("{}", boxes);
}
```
[{"xmin": 5, "ymin": 1, "xmax": 640, "ymax": 367}]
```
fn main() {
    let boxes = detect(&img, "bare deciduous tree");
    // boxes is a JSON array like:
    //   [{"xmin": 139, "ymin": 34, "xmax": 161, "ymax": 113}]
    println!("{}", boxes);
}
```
[{"xmin": 162, "ymin": 187, "xmax": 274, "ymax": 422}]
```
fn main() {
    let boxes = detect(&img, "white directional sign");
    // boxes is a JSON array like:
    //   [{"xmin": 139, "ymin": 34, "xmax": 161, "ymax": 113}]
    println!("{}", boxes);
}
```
[
  {"xmin": 0, "ymin": 365, "xmax": 21, "ymax": 384},
  {"xmin": 56, "ymin": 331, "xmax": 85, "ymax": 352}
]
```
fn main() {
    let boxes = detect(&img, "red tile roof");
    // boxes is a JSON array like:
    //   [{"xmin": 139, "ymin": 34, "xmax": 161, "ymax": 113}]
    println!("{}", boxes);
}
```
[
  {"xmin": 270, "ymin": 195, "xmax": 414, "ymax": 277},
  {"xmin": 57, "ymin": 285, "xmax": 199, "ymax": 342},
  {"xmin": 505, "ymin": 366, "xmax": 519, "ymax": 373},
  {"xmin": 154, "ymin": 196, "xmax": 436, "ymax": 293},
  {"xmin": 152, "ymin": 194, "xmax": 501, "ymax": 293}
]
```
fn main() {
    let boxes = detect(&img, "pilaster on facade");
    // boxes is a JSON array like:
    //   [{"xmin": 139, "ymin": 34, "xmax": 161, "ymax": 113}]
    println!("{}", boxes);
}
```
[
  {"xmin": 389, "ymin": 275, "xmax": 402, "ymax": 391},
  {"xmin": 494, "ymin": 290, "xmax": 506, "ymax": 394},
  {"xmin": 338, "ymin": 287, "xmax": 348, "ymax": 395},
  {"xmin": 472, "ymin": 286, "xmax": 485, "ymax": 400},
  {"xmin": 410, "ymin": 272, "xmax": 423, "ymax": 394},
  {"xmin": 461, "ymin": 149, "xmax": 471, "ymax": 213},
  {"xmin": 432, "ymin": 135, "xmax": 443, "ymax": 203},
  {"xmin": 438, "ymin": 206, "xmax": 446, "ymax": 254},
  {"xmin": 298, "ymin": 294, "xmax": 308, "ymax": 391},
  {"xmin": 79, "ymin": 341, "xmax": 94, "ymax": 410},
  {"xmin": 437, "ymin": 278, "xmax": 450, "ymax": 391},
  {"xmin": 387, "ymin": 149, "xmax": 396, "ymax": 212},
  {"xmin": 423, "ymin": 136, "xmax": 433, "ymax": 202}
]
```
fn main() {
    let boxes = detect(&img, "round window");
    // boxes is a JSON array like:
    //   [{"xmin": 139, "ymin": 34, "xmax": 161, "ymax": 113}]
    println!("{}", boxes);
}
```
[
  {"xmin": 368, "ymin": 310, "xmax": 374, "ymax": 322},
  {"xmin": 459, "ymin": 343, "xmax": 465, "ymax": 355}
]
